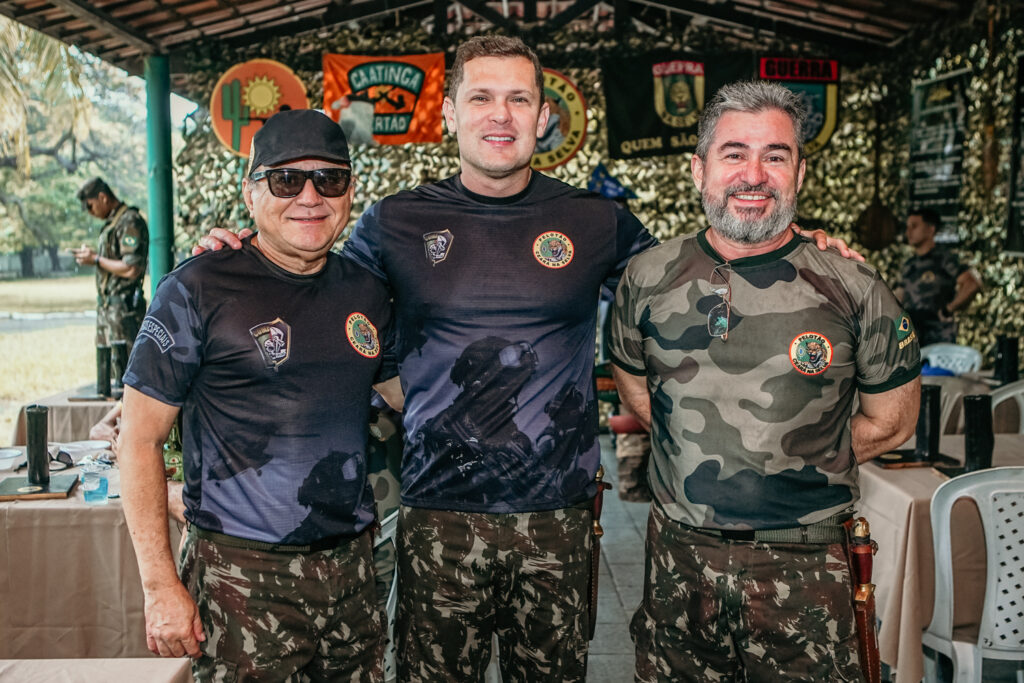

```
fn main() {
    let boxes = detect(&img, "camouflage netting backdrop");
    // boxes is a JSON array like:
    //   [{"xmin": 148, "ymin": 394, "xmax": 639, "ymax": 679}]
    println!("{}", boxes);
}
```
[{"xmin": 173, "ymin": 0, "xmax": 1024, "ymax": 360}]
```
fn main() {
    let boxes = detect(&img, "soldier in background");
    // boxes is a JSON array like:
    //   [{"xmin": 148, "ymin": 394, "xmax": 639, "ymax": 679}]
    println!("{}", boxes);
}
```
[
  {"xmin": 73, "ymin": 177, "xmax": 149, "ymax": 354},
  {"xmin": 894, "ymin": 208, "xmax": 981, "ymax": 347},
  {"xmin": 610, "ymin": 81, "xmax": 920, "ymax": 681}
]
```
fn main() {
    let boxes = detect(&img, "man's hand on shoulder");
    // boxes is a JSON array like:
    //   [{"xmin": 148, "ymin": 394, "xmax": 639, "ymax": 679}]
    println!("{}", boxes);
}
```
[
  {"xmin": 192, "ymin": 228, "xmax": 254, "ymax": 256},
  {"xmin": 791, "ymin": 223, "xmax": 865, "ymax": 262}
]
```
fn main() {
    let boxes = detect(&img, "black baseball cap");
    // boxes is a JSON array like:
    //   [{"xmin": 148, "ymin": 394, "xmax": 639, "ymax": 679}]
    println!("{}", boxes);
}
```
[{"xmin": 247, "ymin": 109, "xmax": 351, "ymax": 175}]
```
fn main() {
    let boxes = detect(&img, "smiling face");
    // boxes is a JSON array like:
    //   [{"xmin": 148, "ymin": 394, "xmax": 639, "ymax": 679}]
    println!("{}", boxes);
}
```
[
  {"xmin": 442, "ymin": 55, "xmax": 549, "ymax": 197},
  {"xmin": 243, "ymin": 158, "xmax": 354, "ymax": 274},
  {"xmin": 691, "ymin": 108, "xmax": 806, "ymax": 245}
]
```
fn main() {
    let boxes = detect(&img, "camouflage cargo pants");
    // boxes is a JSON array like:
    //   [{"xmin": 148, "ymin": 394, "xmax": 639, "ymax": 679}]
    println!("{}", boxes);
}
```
[
  {"xmin": 632, "ymin": 503, "xmax": 863, "ymax": 683},
  {"xmin": 96, "ymin": 297, "xmax": 146, "ymax": 349},
  {"xmin": 179, "ymin": 527, "xmax": 385, "ymax": 682},
  {"xmin": 396, "ymin": 505, "xmax": 592, "ymax": 682},
  {"xmin": 615, "ymin": 432, "xmax": 652, "ymax": 502}
]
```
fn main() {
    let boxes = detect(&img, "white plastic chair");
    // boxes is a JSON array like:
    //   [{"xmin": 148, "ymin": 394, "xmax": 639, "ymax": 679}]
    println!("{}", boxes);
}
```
[
  {"xmin": 921, "ymin": 343, "xmax": 983, "ymax": 375},
  {"xmin": 990, "ymin": 379, "xmax": 1024, "ymax": 434},
  {"xmin": 374, "ymin": 510, "xmax": 399, "ymax": 683},
  {"xmin": 922, "ymin": 467, "xmax": 1024, "ymax": 683}
]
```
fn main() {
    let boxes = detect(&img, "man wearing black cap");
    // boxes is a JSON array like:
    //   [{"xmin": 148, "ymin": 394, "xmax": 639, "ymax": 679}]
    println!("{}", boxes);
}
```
[
  {"xmin": 118, "ymin": 109, "xmax": 393, "ymax": 681},
  {"xmin": 73, "ymin": 177, "xmax": 149, "ymax": 355}
]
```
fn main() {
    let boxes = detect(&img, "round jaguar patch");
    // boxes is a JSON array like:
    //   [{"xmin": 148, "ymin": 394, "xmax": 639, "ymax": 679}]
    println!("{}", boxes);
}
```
[
  {"xmin": 789, "ymin": 331, "xmax": 833, "ymax": 376},
  {"xmin": 533, "ymin": 231, "xmax": 574, "ymax": 269},
  {"xmin": 346, "ymin": 312, "xmax": 380, "ymax": 358}
]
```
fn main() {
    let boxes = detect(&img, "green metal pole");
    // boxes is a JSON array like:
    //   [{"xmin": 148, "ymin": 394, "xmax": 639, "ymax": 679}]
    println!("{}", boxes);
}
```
[{"xmin": 145, "ymin": 54, "xmax": 174, "ymax": 296}]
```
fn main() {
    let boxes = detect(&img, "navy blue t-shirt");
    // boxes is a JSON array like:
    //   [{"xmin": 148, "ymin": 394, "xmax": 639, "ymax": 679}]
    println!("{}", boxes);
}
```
[
  {"xmin": 342, "ymin": 173, "xmax": 656, "ymax": 513},
  {"xmin": 125, "ymin": 238, "xmax": 394, "ymax": 544}
]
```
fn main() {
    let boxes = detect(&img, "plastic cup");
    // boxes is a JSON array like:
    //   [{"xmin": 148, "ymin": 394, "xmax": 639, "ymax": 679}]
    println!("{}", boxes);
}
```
[{"xmin": 81, "ymin": 471, "xmax": 109, "ymax": 505}]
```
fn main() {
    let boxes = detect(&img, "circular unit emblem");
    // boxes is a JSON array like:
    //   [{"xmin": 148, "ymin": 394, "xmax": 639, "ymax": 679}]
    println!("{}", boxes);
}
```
[
  {"xmin": 789, "ymin": 331, "xmax": 833, "ymax": 376},
  {"xmin": 531, "ymin": 68, "xmax": 587, "ymax": 171},
  {"xmin": 533, "ymin": 231, "xmax": 575, "ymax": 269},
  {"xmin": 346, "ymin": 312, "xmax": 380, "ymax": 358},
  {"xmin": 210, "ymin": 59, "xmax": 310, "ymax": 158}
]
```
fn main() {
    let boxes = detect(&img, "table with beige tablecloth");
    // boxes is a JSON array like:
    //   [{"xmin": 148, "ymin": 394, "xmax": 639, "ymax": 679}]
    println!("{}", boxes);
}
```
[
  {"xmin": 858, "ymin": 434, "xmax": 1024, "ymax": 683},
  {"xmin": 0, "ymin": 461, "xmax": 181, "ymax": 660},
  {"xmin": 0, "ymin": 658, "xmax": 193, "ymax": 683},
  {"xmin": 9, "ymin": 386, "xmax": 117, "ymax": 446}
]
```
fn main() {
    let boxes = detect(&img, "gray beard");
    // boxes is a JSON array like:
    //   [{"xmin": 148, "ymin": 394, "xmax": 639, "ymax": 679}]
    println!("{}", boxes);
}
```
[{"xmin": 703, "ymin": 184, "xmax": 797, "ymax": 245}]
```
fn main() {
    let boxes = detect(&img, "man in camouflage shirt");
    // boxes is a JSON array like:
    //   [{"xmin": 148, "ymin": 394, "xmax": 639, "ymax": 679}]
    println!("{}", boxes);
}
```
[
  {"xmin": 895, "ymin": 208, "xmax": 981, "ymax": 347},
  {"xmin": 610, "ymin": 81, "xmax": 921, "ymax": 682},
  {"xmin": 74, "ymin": 177, "xmax": 149, "ymax": 353}
]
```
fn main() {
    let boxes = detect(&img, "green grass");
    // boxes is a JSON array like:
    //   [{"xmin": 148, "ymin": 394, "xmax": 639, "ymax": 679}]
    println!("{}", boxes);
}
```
[
  {"xmin": 0, "ymin": 276, "xmax": 107, "ymax": 444},
  {"xmin": 0, "ymin": 275, "xmax": 98, "ymax": 313}
]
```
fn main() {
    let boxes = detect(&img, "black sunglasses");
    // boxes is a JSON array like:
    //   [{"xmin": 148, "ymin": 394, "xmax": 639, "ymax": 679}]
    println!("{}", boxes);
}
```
[{"xmin": 250, "ymin": 168, "xmax": 352, "ymax": 198}]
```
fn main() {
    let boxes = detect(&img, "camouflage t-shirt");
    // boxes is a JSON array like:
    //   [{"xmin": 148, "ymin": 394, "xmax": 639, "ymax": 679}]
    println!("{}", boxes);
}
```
[
  {"xmin": 97, "ymin": 203, "xmax": 148, "ymax": 298},
  {"xmin": 124, "ymin": 238, "xmax": 395, "ymax": 544},
  {"xmin": 899, "ymin": 246, "xmax": 966, "ymax": 345},
  {"xmin": 610, "ymin": 230, "xmax": 920, "ymax": 530}
]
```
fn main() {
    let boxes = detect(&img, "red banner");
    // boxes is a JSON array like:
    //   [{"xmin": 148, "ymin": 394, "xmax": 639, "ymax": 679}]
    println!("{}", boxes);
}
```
[{"xmin": 323, "ymin": 53, "xmax": 444, "ymax": 145}]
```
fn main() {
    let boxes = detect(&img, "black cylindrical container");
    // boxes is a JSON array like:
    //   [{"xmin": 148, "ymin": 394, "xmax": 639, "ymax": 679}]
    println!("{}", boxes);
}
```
[
  {"xmin": 994, "ymin": 336, "xmax": 1020, "ymax": 385},
  {"xmin": 914, "ymin": 384, "xmax": 942, "ymax": 459},
  {"xmin": 963, "ymin": 394, "xmax": 994, "ymax": 472},
  {"xmin": 96, "ymin": 345, "xmax": 111, "ymax": 398},
  {"xmin": 111, "ymin": 340, "xmax": 128, "ymax": 398},
  {"xmin": 25, "ymin": 404, "xmax": 49, "ymax": 486}
]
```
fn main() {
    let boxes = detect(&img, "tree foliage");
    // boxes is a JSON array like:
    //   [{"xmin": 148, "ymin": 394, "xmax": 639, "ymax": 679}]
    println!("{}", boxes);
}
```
[{"xmin": 0, "ymin": 16, "xmax": 149, "ymax": 261}]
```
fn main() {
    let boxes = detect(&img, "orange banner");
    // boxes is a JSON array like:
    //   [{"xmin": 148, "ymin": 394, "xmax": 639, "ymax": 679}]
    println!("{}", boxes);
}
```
[
  {"xmin": 323, "ymin": 53, "xmax": 444, "ymax": 145},
  {"xmin": 209, "ymin": 59, "xmax": 309, "ymax": 158}
]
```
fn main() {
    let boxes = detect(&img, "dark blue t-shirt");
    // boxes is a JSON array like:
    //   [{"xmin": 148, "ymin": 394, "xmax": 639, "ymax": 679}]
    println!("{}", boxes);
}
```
[
  {"xmin": 125, "ymin": 239, "xmax": 394, "ymax": 544},
  {"xmin": 342, "ymin": 173, "xmax": 656, "ymax": 513}
]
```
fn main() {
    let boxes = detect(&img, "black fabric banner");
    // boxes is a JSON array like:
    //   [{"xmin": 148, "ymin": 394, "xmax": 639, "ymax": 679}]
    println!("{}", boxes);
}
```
[
  {"xmin": 602, "ymin": 51, "xmax": 753, "ymax": 160},
  {"xmin": 909, "ymin": 69, "xmax": 969, "ymax": 243},
  {"xmin": 759, "ymin": 57, "xmax": 840, "ymax": 157},
  {"xmin": 1006, "ymin": 53, "xmax": 1024, "ymax": 254}
]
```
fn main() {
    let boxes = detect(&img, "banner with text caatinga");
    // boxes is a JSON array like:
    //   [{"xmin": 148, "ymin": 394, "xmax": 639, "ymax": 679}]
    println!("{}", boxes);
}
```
[
  {"xmin": 602, "ymin": 52, "xmax": 752, "ymax": 160},
  {"xmin": 323, "ymin": 53, "xmax": 444, "ymax": 145}
]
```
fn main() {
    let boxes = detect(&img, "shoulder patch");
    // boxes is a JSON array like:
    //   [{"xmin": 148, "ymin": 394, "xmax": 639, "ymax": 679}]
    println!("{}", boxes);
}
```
[
  {"xmin": 346, "ymin": 312, "xmax": 380, "ymax": 358},
  {"xmin": 533, "ymin": 231, "xmax": 574, "ymax": 269},
  {"xmin": 789, "ymin": 331, "xmax": 833, "ymax": 376},
  {"xmin": 139, "ymin": 316, "xmax": 175, "ymax": 353},
  {"xmin": 122, "ymin": 235, "xmax": 138, "ymax": 248},
  {"xmin": 895, "ymin": 314, "xmax": 917, "ymax": 350},
  {"xmin": 250, "ymin": 318, "xmax": 291, "ymax": 369}
]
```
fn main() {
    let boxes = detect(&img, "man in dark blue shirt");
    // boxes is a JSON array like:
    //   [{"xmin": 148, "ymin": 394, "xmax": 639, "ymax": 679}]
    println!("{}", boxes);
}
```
[{"xmin": 119, "ymin": 110, "xmax": 394, "ymax": 681}]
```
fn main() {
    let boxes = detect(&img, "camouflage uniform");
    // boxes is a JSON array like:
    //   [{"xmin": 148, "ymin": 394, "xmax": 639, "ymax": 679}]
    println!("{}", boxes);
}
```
[
  {"xmin": 396, "ymin": 505, "xmax": 591, "ymax": 682},
  {"xmin": 632, "ymin": 503, "xmax": 862, "ymax": 682},
  {"xmin": 95, "ymin": 202, "xmax": 148, "ymax": 349},
  {"xmin": 615, "ymin": 431, "xmax": 652, "ymax": 502},
  {"xmin": 610, "ymin": 230, "xmax": 920, "ymax": 681},
  {"xmin": 180, "ymin": 527, "xmax": 385, "ymax": 682},
  {"xmin": 899, "ymin": 246, "xmax": 968, "ymax": 346}
]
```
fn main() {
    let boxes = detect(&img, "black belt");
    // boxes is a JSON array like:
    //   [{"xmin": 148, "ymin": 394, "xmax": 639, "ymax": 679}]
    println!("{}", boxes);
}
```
[
  {"xmin": 686, "ymin": 512, "xmax": 851, "ymax": 545},
  {"xmin": 188, "ymin": 523, "xmax": 364, "ymax": 553}
]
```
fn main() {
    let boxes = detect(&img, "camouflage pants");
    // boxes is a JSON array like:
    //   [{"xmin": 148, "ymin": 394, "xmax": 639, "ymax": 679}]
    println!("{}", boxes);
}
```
[
  {"xmin": 179, "ymin": 527, "xmax": 385, "ymax": 682},
  {"xmin": 396, "ymin": 505, "xmax": 592, "ymax": 683},
  {"xmin": 96, "ymin": 298, "xmax": 146, "ymax": 349},
  {"xmin": 615, "ymin": 433, "xmax": 652, "ymax": 502},
  {"xmin": 632, "ymin": 504, "xmax": 863, "ymax": 683}
]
